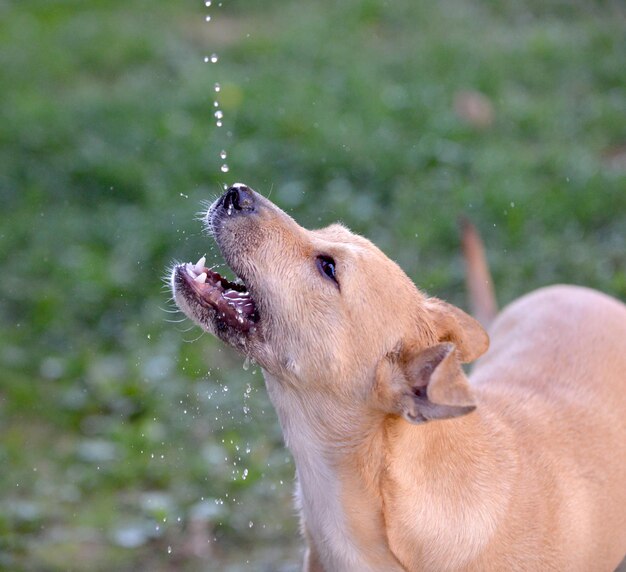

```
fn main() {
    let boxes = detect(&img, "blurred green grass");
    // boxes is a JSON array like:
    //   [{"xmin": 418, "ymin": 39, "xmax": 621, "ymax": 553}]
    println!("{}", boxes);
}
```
[{"xmin": 0, "ymin": 0, "xmax": 625, "ymax": 570}]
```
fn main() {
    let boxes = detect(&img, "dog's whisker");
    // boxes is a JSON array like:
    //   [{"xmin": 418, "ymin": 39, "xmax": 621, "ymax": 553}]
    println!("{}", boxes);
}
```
[
  {"xmin": 159, "ymin": 305, "xmax": 183, "ymax": 314},
  {"xmin": 183, "ymin": 329, "xmax": 206, "ymax": 343}
]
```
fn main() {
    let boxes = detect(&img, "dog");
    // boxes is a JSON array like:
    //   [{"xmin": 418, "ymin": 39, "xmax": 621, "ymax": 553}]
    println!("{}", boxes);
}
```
[{"xmin": 171, "ymin": 184, "xmax": 626, "ymax": 571}]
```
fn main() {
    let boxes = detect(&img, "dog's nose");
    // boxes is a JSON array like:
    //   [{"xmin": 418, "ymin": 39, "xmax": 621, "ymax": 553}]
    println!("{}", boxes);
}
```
[{"xmin": 221, "ymin": 183, "xmax": 255, "ymax": 212}]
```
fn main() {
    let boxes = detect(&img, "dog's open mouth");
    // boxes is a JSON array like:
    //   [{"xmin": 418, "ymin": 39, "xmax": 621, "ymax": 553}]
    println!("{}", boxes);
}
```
[{"xmin": 177, "ymin": 255, "xmax": 259, "ymax": 333}]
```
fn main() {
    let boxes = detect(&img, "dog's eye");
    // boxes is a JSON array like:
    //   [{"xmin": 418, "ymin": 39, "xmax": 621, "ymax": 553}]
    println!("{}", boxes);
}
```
[{"xmin": 316, "ymin": 255, "xmax": 338, "ymax": 285}]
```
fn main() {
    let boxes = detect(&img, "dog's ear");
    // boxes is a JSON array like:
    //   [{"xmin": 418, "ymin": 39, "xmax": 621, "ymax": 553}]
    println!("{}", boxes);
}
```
[
  {"xmin": 425, "ymin": 298, "xmax": 489, "ymax": 363},
  {"xmin": 398, "ymin": 342, "xmax": 476, "ymax": 424}
]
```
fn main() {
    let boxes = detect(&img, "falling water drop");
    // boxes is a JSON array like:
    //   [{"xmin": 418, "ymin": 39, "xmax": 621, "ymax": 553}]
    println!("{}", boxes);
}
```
[
  {"xmin": 243, "ymin": 356, "xmax": 250, "ymax": 370},
  {"xmin": 210, "ymin": 53, "xmax": 219, "ymax": 63},
  {"xmin": 220, "ymin": 150, "xmax": 227, "ymax": 160},
  {"xmin": 205, "ymin": 0, "xmax": 212, "ymax": 5},
  {"xmin": 214, "ymin": 83, "xmax": 221, "ymax": 93},
  {"xmin": 205, "ymin": 15, "xmax": 211, "ymax": 22},
  {"xmin": 221, "ymin": 164, "xmax": 230, "ymax": 173},
  {"xmin": 214, "ymin": 110, "xmax": 223, "ymax": 120}
]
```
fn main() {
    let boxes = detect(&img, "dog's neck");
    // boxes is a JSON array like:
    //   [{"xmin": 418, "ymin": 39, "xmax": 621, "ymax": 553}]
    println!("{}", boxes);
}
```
[
  {"xmin": 264, "ymin": 371, "xmax": 512, "ymax": 571},
  {"xmin": 265, "ymin": 371, "xmax": 404, "ymax": 571}
]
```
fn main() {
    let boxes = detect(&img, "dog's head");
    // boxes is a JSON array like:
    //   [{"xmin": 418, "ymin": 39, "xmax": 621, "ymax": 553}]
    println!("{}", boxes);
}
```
[{"xmin": 171, "ymin": 184, "xmax": 488, "ymax": 423}]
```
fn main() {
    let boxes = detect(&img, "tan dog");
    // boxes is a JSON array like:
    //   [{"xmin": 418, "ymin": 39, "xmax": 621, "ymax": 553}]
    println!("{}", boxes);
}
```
[{"xmin": 171, "ymin": 184, "xmax": 626, "ymax": 571}]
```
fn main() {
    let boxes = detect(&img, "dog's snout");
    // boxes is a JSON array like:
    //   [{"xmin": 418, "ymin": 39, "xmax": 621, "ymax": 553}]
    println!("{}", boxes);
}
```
[{"xmin": 221, "ymin": 184, "xmax": 255, "ymax": 213}]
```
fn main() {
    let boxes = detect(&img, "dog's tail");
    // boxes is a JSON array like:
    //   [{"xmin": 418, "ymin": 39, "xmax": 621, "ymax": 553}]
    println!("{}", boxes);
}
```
[{"xmin": 459, "ymin": 217, "xmax": 498, "ymax": 328}]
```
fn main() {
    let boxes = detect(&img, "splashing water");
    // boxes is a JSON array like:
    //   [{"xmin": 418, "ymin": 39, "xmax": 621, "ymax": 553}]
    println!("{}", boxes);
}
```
[
  {"xmin": 215, "ymin": 111, "xmax": 223, "ymax": 127},
  {"xmin": 202, "ymin": 3, "xmax": 235, "ymax": 178}
]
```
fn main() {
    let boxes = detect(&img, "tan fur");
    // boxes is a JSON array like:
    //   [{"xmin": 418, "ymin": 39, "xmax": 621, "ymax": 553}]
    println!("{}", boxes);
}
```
[
  {"xmin": 172, "ymin": 187, "xmax": 626, "ymax": 571},
  {"xmin": 460, "ymin": 217, "xmax": 498, "ymax": 327}
]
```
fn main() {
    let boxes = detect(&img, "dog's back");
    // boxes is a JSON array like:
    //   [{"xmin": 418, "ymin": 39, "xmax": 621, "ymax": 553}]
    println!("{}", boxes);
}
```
[
  {"xmin": 469, "ymin": 286, "xmax": 626, "ymax": 570},
  {"xmin": 460, "ymin": 222, "xmax": 626, "ymax": 569}
]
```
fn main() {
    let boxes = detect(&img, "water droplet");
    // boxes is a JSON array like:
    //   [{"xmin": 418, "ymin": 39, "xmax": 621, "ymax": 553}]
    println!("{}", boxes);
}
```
[
  {"xmin": 242, "ymin": 356, "xmax": 250, "ymax": 370},
  {"xmin": 221, "ymin": 164, "xmax": 229, "ymax": 173},
  {"xmin": 214, "ymin": 83, "xmax": 221, "ymax": 93},
  {"xmin": 205, "ymin": 15, "xmax": 211, "ymax": 22},
  {"xmin": 248, "ymin": 520, "xmax": 254, "ymax": 528},
  {"xmin": 203, "ymin": 56, "xmax": 210, "ymax": 63},
  {"xmin": 205, "ymin": 0, "xmax": 212, "ymax": 5},
  {"xmin": 214, "ymin": 110, "xmax": 223, "ymax": 120},
  {"xmin": 210, "ymin": 53, "xmax": 218, "ymax": 63},
  {"xmin": 220, "ymin": 150, "xmax": 227, "ymax": 160},
  {"xmin": 242, "ymin": 468, "xmax": 249, "ymax": 480},
  {"xmin": 167, "ymin": 546, "xmax": 172, "ymax": 554}
]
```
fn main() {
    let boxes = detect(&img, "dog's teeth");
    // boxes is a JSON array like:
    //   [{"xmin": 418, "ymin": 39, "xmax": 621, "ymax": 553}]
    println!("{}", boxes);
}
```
[
  {"xmin": 186, "ymin": 263, "xmax": 198, "ymax": 278},
  {"xmin": 194, "ymin": 255, "xmax": 206, "ymax": 273},
  {"xmin": 194, "ymin": 272, "xmax": 208, "ymax": 284}
]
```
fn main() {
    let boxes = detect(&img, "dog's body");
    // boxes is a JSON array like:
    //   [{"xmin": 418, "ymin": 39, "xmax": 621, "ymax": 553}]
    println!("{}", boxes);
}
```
[{"xmin": 171, "ymin": 185, "xmax": 626, "ymax": 571}]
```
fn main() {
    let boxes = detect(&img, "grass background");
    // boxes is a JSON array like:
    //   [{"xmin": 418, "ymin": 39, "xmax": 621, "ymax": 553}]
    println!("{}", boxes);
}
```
[{"xmin": 1, "ymin": 0, "xmax": 625, "ymax": 570}]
